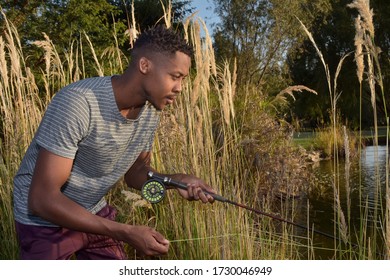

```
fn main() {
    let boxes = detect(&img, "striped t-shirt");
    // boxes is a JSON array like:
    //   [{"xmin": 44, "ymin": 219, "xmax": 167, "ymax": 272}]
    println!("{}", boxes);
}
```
[{"xmin": 13, "ymin": 76, "xmax": 161, "ymax": 226}]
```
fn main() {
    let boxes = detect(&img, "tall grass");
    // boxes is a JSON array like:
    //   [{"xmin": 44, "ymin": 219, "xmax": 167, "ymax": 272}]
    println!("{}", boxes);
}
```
[
  {"xmin": 297, "ymin": 17, "xmax": 353, "ymax": 258},
  {"xmin": 348, "ymin": 0, "xmax": 389, "ymax": 259},
  {"xmin": 297, "ymin": 0, "xmax": 389, "ymax": 259},
  {"xmin": 0, "ymin": 10, "xmax": 45, "ymax": 259}
]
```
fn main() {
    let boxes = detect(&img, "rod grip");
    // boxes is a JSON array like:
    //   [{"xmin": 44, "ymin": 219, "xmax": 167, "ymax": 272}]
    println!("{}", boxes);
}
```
[{"xmin": 147, "ymin": 171, "xmax": 227, "ymax": 202}]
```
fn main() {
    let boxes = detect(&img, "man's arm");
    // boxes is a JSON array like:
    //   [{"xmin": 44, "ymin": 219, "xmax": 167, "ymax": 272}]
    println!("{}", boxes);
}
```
[
  {"xmin": 123, "ymin": 151, "xmax": 155, "ymax": 190},
  {"xmin": 28, "ymin": 148, "xmax": 169, "ymax": 256},
  {"xmin": 125, "ymin": 151, "xmax": 215, "ymax": 203}
]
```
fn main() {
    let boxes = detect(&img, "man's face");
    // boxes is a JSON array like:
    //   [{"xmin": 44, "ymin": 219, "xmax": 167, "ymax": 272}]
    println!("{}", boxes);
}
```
[{"xmin": 142, "ymin": 51, "xmax": 191, "ymax": 110}]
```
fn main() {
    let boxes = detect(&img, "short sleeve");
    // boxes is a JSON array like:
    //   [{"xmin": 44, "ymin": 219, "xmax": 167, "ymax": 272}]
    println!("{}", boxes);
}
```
[{"xmin": 35, "ymin": 87, "xmax": 90, "ymax": 159}]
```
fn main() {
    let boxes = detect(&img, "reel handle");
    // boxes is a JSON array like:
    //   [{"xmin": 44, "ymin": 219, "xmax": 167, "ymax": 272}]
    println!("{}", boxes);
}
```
[{"xmin": 147, "ymin": 171, "xmax": 228, "ymax": 202}]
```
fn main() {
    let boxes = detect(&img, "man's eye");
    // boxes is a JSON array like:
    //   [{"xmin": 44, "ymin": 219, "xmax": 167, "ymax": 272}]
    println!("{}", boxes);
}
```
[{"xmin": 171, "ymin": 75, "xmax": 181, "ymax": 80}]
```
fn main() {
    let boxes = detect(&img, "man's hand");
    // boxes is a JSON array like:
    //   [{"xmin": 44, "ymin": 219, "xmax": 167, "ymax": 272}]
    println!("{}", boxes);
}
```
[
  {"xmin": 120, "ymin": 225, "xmax": 170, "ymax": 256},
  {"xmin": 174, "ymin": 174, "xmax": 215, "ymax": 203}
]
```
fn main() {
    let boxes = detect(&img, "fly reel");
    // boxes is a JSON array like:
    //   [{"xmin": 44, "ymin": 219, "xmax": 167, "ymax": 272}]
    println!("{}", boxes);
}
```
[{"xmin": 141, "ymin": 179, "xmax": 166, "ymax": 203}]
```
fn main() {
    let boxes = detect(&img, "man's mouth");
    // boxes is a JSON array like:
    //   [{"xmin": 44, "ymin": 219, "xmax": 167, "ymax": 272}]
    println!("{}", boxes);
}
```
[{"xmin": 166, "ymin": 95, "xmax": 176, "ymax": 104}]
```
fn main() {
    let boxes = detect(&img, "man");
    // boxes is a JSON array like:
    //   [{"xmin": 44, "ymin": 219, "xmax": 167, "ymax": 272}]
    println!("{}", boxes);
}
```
[{"xmin": 13, "ymin": 25, "xmax": 215, "ymax": 260}]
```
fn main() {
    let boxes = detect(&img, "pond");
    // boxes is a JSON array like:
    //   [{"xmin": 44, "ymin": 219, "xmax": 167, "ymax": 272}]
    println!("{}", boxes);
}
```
[{"xmin": 295, "ymin": 145, "xmax": 389, "ymax": 259}]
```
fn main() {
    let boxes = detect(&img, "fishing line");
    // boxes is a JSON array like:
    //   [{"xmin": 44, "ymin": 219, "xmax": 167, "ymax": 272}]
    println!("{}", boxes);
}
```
[
  {"xmin": 168, "ymin": 233, "xmax": 242, "ymax": 243},
  {"xmin": 142, "ymin": 171, "xmax": 354, "ymax": 246}
]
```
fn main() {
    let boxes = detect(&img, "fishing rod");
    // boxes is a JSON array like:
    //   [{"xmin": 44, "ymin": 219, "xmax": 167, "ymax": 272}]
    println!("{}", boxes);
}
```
[{"xmin": 141, "ymin": 171, "xmax": 344, "ymax": 243}]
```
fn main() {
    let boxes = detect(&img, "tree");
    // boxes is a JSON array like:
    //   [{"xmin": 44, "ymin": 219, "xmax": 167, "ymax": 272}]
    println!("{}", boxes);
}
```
[
  {"xmin": 212, "ymin": 0, "xmax": 332, "ymax": 91},
  {"xmin": 109, "ymin": 0, "xmax": 193, "ymax": 31},
  {"xmin": 1, "ymin": 0, "xmax": 126, "ymax": 79},
  {"xmin": 1, "ymin": 1, "xmax": 123, "ymax": 48},
  {"xmin": 0, "ymin": 0, "xmax": 194, "ymax": 77}
]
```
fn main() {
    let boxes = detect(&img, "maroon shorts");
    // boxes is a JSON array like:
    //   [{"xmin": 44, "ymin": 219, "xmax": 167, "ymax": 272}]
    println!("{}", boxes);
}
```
[{"xmin": 15, "ymin": 204, "xmax": 126, "ymax": 260}]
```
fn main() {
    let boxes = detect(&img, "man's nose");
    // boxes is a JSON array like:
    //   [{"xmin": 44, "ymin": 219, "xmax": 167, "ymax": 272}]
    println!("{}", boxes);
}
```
[{"xmin": 173, "ymin": 81, "xmax": 182, "ymax": 93}]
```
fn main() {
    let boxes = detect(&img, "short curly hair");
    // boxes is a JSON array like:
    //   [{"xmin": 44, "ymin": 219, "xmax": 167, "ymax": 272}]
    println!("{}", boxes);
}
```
[{"xmin": 131, "ymin": 25, "xmax": 193, "ymax": 59}]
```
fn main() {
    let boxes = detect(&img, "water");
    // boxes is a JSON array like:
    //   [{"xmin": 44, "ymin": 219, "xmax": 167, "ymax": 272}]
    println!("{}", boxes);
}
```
[{"xmin": 296, "ymin": 145, "xmax": 388, "ymax": 259}]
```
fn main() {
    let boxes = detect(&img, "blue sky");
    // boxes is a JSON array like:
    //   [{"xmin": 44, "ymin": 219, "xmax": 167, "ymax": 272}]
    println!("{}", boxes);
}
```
[{"xmin": 190, "ymin": 0, "xmax": 220, "ymax": 33}]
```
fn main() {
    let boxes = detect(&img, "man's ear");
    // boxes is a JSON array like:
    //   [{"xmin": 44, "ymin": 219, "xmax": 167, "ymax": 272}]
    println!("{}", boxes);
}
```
[{"xmin": 139, "ymin": 57, "xmax": 150, "ymax": 74}]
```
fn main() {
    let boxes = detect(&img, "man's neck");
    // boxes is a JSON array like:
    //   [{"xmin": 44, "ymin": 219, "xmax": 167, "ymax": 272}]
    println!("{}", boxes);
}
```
[{"xmin": 111, "ymin": 72, "xmax": 146, "ymax": 119}]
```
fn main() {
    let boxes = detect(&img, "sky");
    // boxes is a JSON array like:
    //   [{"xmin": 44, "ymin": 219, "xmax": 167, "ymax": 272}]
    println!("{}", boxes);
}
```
[{"xmin": 190, "ymin": 0, "xmax": 220, "ymax": 34}]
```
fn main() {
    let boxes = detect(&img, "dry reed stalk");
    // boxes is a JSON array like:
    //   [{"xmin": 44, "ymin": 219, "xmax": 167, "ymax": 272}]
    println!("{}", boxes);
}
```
[
  {"xmin": 160, "ymin": 0, "xmax": 172, "ymax": 28},
  {"xmin": 184, "ymin": 15, "xmax": 216, "ymax": 107},
  {"xmin": 216, "ymin": 60, "xmax": 236, "ymax": 126},
  {"xmin": 347, "ymin": 0, "xmax": 375, "ymax": 39},
  {"xmin": 123, "ymin": 0, "xmax": 138, "ymax": 49},
  {"xmin": 65, "ymin": 41, "xmax": 75, "ymax": 82},
  {"xmin": 269, "ymin": 85, "xmax": 317, "ymax": 112},
  {"xmin": 296, "ymin": 18, "xmax": 329, "ymax": 82},
  {"xmin": 33, "ymin": 33, "xmax": 67, "ymax": 93},
  {"xmin": 198, "ymin": 18, "xmax": 217, "ymax": 77},
  {"xmin": 3, "ymin": 17, "xmax": 26, "ymax": 135},
  {"xmin": 333, "ymin": 182, "xmax": 349, "ymax": 244},
  {"xmin": 209, "ymin": 57, "xmax": 240, "ymax": 182},
  {"xmin": 0, "ymin": 36, "xmax": 10, "ymax": 123},
  {"xmin": 65, "ymin": 40, "xmax": 82, "ymax": 83},
  {"xmin": 121, "ymin": 190, "xmax": 151, "ymax": 209},
  {"xmin": 83, "ymin": 32, "xmax": 104, "ymax": 77},
  {"xmin": 188, "ymin": 20, "xmax": 206, "ymax": 107},
  {"xmin": 34, "ymin": 35, "xmax": 54, "ymax": 83},
  {"xmin": 334, "ymin": 52, "xmax": 352, "ymax": 102},
  {"xmin": 366, "ymin": 51, "xmax": 378, "ymax": 143},
  {"xmin": 0, "ymin": 36, "xmax": 9, "ymax": 91},
  {"xmin": 74, "ymin": 47, "xmax": 80, "ymax": 82},
  {"xmin": 80, "ymin": 33, "xmax": 86, "ymax": 80},
  {"xmin": 350, "ymin": 2, "xmax": 383, "ymax": 257},
  {"xmin": 182, "ymin": 18, "xmax": 220, "ymax": 181},
  {"xmin": 1, "ymin": 11, "xmax": 46, "ymax": 149},
  {"xmin": 348, "ymin": 0, "xmax": 380, "ymax": 140},
  {"xmin": 297, "ymin": 18, "xmax": 337, "ymax": 125},
  {"xmin": 101, "ymin": 45, "xmax": 128, "ymax": 76},
  {"xmin": 24, "ymin": 66, "xmax": 44, "ymax": 119},
  {"xmin": 354, "ymin": 15, "xmax": 365, "ymax": 84},
  {"xmin": 112, "ymin": 14, "xmax": 124, "ymax": 73},
  {"xmin": 343, "ymin": 126, "xmax": 352, "ymax": 227}
]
